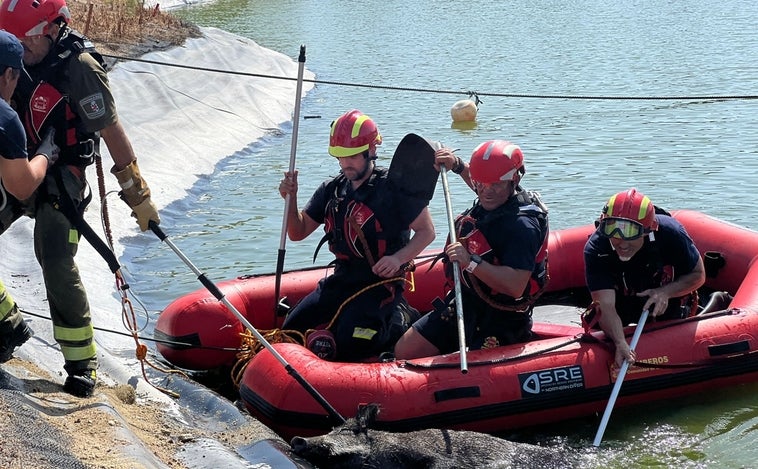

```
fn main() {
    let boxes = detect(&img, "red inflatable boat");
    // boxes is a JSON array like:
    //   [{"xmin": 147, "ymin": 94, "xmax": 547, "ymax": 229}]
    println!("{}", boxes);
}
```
[{"xmin": 155, "ymin": 211, "xmax": 758, "ymax": 439}]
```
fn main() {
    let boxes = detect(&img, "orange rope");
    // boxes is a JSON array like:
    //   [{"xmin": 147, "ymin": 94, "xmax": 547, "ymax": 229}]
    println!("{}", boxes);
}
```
[
  {"xmin": 116, "ymin": 272, "xmax": 188, "ymax": 398},
  {"xmin": 97, "ymin": 157, "xmax": 188, "ymax": 398}
]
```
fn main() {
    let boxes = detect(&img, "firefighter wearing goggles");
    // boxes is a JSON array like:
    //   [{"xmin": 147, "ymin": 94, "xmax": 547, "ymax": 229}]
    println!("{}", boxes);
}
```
[{"xmin": 583, "ymin": 189, "xmax": 706, "ymax": 367}]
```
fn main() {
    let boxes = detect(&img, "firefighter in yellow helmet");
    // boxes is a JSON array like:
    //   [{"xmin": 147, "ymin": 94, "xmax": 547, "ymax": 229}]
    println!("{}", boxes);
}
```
[
  {"xmin": 277, "ymin": 110, "xmax": 435, "ymax": 361},
  {"xmin": 0, "ymin": 0, "xmax": 160, "ymax": 397}
]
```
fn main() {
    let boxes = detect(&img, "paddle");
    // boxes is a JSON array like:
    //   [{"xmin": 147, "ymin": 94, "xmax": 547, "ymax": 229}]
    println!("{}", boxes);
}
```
[
  {"xmin": 274, "ymin": 45, "xmax": 307, "ymax": 319},
  {"xmin": 388, "ymin": 133, "xmax": 440, "ymax": 203},
  {"xmin": 592, "ymin": 309, "xmax": 650, "ymax": 447},
  {"xmin": 149, "ymin": 221, "xmax": 346, "ymax": 425},
  {"xmin": 440, "ymin": 164, "xmax": 468, "ymax": 374}
]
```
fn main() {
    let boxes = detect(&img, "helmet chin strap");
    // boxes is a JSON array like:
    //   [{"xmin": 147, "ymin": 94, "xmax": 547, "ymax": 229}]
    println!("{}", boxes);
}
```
[{"xmin": 44, "ymin": 20, "xmax": 67, "ymax": 46}]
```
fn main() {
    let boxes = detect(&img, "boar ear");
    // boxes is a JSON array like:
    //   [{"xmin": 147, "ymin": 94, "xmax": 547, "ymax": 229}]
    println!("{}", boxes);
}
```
[
  {"xmin": 356, "ymin": 403, "xmax": 380, "ymax": 432},
  {"xmin": 366, "ymin": 403, "xmax": 380, "ymax": 424}
]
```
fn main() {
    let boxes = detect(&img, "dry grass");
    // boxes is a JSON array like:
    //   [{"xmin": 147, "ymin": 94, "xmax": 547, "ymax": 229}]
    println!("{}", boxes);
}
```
[{"xmin": 68, "ymin": 0, "xmax": 201, "ymax": 57}]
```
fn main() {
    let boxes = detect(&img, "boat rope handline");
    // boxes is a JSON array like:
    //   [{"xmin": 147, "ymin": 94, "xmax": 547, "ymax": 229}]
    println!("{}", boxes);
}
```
[
  {"xmin": 628, "ymin": 308, "xmax": 736, "ymax": 333},
  {"xmin": 17, "ymin": 307, "xmax": 242, "ymax": 351},
  {"xmin": 102, "ymin": 54, "xmax": 758, "ymax": 102},
  {"xmin": 403, "ymin": 335, "xmax": 585, "ymax": 369},
  {"xmin": 402, "ymin": 333, "xmax": 755, "ymax": 371},
  {"xmin": 633, "ymin": 349, "xmax": 758, "ymax": 370},
  {"xmin": 403, "ymin": 308, "xmax": 744, "ymax": 370}
]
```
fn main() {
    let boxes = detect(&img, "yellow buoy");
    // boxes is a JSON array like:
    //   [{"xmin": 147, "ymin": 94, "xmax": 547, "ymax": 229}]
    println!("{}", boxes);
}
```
[{"xmin": 450, "ymin": 99, "xmax": 478, "ymax": 122}]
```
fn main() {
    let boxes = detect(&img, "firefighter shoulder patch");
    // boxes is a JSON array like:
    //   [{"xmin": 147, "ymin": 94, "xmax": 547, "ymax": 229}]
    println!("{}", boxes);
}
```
[{"xmin": 79, "ymin": 93, "xmax": 106, "ymax": 120}]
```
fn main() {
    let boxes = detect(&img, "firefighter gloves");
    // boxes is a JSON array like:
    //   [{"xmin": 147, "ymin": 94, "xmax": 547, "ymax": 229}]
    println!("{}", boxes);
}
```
[
  {"xmin": 111, "ymin": 160, "xmax": 160, "ymax": 231},
  {"xmin": 36, "ymin": 128, "xmax": 60, "ymax": 168}
]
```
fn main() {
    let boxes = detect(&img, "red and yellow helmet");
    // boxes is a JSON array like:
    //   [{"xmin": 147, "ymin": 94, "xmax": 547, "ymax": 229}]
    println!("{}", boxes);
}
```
[
  {"xmin": 328, "ymin": 110, "xmax": 382, "ymax": 158},
  {"xmin": 468, "ymin": 140, "xmax": 525, "ymax": 185},
  {"xmin": 0, "ymin": 0, "xmax": 71, "ymax": 38},
  {"xmin": 598, "ymin": 188, "xmax": 659, "ymax": 240}
]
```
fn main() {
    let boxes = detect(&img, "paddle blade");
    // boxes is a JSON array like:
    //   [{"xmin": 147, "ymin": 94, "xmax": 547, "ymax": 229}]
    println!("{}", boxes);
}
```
[{"xmin": 388, "ymin": 133, "xmax": 440, "ymax": 201}]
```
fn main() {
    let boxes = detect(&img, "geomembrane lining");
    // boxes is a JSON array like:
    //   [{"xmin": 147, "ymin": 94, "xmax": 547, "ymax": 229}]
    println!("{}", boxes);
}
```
[{"xmin": 0, "ymin": 383, "xmax": 89, "ymax": 468}]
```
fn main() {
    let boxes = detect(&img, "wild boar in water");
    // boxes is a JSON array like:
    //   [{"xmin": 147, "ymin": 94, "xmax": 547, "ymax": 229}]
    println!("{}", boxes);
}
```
[{"xmin": 290, "ymin": 404, "xmax": 578, "ymax": 468}]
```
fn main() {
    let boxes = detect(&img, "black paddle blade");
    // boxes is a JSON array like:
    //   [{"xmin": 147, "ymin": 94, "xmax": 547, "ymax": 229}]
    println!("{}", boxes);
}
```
[{"xmin": 388, "ymin": 133, "xmax": 440, "ymax": 202}]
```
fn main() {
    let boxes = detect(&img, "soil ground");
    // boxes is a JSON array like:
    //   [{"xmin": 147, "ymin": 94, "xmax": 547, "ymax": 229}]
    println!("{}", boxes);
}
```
[{"xmin": 69, "ymin": 0, "xmax": 201, "ymax": 57}]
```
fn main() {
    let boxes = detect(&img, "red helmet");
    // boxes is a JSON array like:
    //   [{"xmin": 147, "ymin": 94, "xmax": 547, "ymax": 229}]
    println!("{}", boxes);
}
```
[
  {"xmin": 328, "ymin": 110, "xmax": 382, "ymax": 158},
  {"xmin": 598, "ymin": 188, "xmax": 659, "ymax": 240},
  {"xmin": 468, "ymin": 140, "xmax": 525, "ymax": 185},
  {"xmin": 0, "ymin": 0, "xmax": 71, "ymax": 38}
]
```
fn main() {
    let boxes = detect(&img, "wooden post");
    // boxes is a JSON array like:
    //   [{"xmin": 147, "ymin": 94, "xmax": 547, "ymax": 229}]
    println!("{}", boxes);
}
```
[{"xmin": 83, "ymin": 3, "xmax": 94, "ymax": 37}]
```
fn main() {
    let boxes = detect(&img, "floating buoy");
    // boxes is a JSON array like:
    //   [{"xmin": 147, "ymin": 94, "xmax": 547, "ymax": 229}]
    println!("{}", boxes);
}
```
[{"xmin": 450, "ymin": 99, "xmax": 478, "ymax": 122}]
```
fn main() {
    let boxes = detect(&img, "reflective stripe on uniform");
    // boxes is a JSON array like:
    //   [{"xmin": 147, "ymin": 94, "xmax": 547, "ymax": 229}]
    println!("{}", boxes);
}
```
[
  {"xmin": 59, "ymin": 342, "xmax": 97, "ymax": 362},
  {"xmin": 68, "ymin": 228, "xmax": 79, "ymax": 245},
  {"xmin": 54, "ymin": 323, "xmax": 96, "ymax": 362},
  {"xmin": 352, "ymin": 327, "xmax": 378, "ymax": 341},
  {"xmin": 0, "ymin": 280, "xmax": 15, "ymax": 321}
]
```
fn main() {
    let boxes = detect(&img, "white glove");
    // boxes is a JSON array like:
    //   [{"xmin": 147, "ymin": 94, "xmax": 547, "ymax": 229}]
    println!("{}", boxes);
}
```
[{"xmin": 36, "ymin": 128, "xmax": 60, "ymax": 167}]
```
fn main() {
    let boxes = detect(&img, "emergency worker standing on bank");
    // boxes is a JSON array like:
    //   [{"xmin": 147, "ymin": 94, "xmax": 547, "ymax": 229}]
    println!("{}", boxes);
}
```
[
  {"xmin": 395, "ymin": 140, "xmax": 549, "ymax": 359},
  {"xmin": 278, "ymin": 110, "xmax": 435, "ymax": 361},
  {"xmin": 584, "ymin": 189, "xmax": 705, "ymax": 367},
  {"xmin": 0, "ymin": 29, "xmax": 60, "ymax": 363},
  {"xmin": 0, "ymin": 0, "xmax": 161, "ymax": 397}
]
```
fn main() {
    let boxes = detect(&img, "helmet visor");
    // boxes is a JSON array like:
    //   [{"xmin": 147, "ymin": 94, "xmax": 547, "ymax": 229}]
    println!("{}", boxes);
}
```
[{"xmin": 598, "ymin": 217, "xmax": 645, "ymax": 240}]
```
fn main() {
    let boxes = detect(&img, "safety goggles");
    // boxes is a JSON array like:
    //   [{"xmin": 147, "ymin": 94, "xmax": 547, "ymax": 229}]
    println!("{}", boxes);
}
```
[{"xmin": 597, "ymin": 217, "xmax": 645, "ymax": 240}]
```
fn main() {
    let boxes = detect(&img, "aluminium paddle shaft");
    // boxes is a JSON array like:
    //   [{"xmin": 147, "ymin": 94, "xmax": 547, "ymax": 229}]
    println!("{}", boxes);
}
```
[
  {"xmin": 274, "ymin": 44, "xmax": 307, "ymax": 318},
  {"xmin": 149, "ymin": 221, "xmax": 345, "ymax": 425},
  {"xmin": 593, "ymin": 309, "xmax": 650, "ymax": 446},
  {"xmin": 440, "ymin": 166, "xmax": 468, "ymax": 374}
]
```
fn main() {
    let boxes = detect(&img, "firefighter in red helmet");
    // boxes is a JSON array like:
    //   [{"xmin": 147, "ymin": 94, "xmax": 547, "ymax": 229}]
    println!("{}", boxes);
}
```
[
  {"xmin": 0, "ymin": 0, "xmax": 161, "ymax": 397},
  {"xmin": 584, "ymin": 188, "xmax": 705, "ymax": 367},
  {"xmin": 395, "ymin": 140, "xmax": 550, "ymax": 359},
  {"xmin": 278, "ymin": 110, "xmax": 435, "ymax": 361}
]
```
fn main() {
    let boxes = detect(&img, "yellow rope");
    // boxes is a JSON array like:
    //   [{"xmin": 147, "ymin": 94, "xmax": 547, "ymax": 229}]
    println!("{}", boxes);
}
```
[
  {"xmin": 230, "ymin": 328, "xmax": 305, "ymax": 389},
  {"xmin": 228, "ymin": 272, "xmax": 414, "ymax": 389},
  {"xmin": 323, "ymin": 276, "xmax": 406, "ymax": 330}
]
